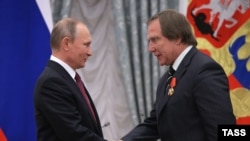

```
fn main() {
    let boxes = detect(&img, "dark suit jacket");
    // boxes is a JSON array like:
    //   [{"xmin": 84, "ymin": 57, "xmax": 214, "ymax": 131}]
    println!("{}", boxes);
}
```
[
  {"xmin": 122, "ymin": 47, "xmax": 236, "ymax": 141},
  {"xmin": 34, "ymin": 60, "xmax": 107, "ymax": 141}
]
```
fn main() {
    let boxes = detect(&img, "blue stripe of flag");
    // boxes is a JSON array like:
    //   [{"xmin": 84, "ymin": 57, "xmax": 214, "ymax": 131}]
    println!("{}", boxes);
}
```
[{"xmin": 0, "ymin": 0, "xmax": 51, "ymax": 140}]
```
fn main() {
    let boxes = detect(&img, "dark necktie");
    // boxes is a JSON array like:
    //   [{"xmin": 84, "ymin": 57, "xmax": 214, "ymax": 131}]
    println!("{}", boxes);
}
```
[
  {"xmin": 167, "ymin": 66, "xmax": 175, "ymax": 82},
  {"xmin": 75, "ymin": 72, "xmax": 97, "ymax": 123}
]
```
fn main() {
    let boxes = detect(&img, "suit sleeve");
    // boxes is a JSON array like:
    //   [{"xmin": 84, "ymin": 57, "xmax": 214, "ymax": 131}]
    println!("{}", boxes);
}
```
[
  {"xmin": 193, "ymin": 61, "xmax": 236, "ymax": 141},
  {"xmin": 122, "ymin": 106, "xmax": 159, "ymax": 141}
]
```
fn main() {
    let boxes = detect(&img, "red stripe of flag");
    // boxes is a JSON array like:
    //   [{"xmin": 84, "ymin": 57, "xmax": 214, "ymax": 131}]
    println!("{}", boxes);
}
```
[{"xmin": 0, "ymin": 128, "xmax": 7, "ymax": 141}]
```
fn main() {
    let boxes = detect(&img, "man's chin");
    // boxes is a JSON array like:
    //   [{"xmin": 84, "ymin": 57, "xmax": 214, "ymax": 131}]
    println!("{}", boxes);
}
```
[
  {"xmin": 78, "ymin": 64, "xmax": 85, "ymax": 69},
  {"xmin": 158, "ymin": 61, "xmax": 164, "ymax": 66}
]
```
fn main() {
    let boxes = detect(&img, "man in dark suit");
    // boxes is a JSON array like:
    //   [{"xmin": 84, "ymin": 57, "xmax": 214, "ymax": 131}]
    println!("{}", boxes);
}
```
[
  {"xmin": 121, "ymin": 9, "xmax": 236, "ymax": 141},
  {"xmin": 34, "ymin": 18, "xmax": 111, "ymax": 141}
]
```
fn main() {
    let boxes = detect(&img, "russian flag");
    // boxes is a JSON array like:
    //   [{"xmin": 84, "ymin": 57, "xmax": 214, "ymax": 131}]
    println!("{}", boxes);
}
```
[{"xmin": 0, "ymin": 0, "xmax": 52, "ymax": 140}]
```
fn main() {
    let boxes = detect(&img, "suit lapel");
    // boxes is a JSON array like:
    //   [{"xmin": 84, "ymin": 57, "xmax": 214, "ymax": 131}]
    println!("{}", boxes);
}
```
[
  {"xmin": 47, "ymin": 61, "xmax": 83, "ymax": 100},
  {"xmin": 157, "ymin": 71, "xmax": 171, "ymax": 115},
  {"xmin": 83, "ymin": 84, "xmax": 103, "ymax": 132},
  {"xmin": 157, "ymin": 47, "xmax": 198, "ymax": 116},
  {"xmin": 47, "ymin": 61, "xmax": 103, "ymax": 135}
]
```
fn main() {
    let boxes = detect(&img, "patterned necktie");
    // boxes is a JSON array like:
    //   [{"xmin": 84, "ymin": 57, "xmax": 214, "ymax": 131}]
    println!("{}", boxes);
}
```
[{"xmin": 75, "ymin": 72, "xmax": 97, "ymax": 123}]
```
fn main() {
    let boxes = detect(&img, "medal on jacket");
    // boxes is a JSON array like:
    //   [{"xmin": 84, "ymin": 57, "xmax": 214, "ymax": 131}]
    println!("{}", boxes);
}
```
[{"xmin": 168, "ymin": 77, "xmax": 176, "ymax": 96}]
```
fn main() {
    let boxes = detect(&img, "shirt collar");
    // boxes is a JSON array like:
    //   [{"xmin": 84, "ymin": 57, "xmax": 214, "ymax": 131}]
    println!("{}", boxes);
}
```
[
  {"xmin": 50, "ymin": 55, "xmax": 76, "ymax": 80},
  {"xmin": 172, "ymin": 45, "xmax": 192, "ymax": 71}
]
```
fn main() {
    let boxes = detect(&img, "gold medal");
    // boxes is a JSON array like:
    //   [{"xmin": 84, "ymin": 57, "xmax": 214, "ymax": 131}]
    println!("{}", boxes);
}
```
[
  {"xmin": 168, "ymin": 77, "xmax": 176, "ymax": 96},
  {"xmin": 168, "ymin": 87, "xmax": 174, "ymax": 96}
]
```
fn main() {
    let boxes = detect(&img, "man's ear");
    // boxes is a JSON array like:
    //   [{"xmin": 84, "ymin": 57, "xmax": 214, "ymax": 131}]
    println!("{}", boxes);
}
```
[
  {"xmin": 175, "ymin": 38, "xmax": 182, "ymax": 46},
  {"xmin": 61, "ymin": 37, "xmax": 71, "ymax": 51}
]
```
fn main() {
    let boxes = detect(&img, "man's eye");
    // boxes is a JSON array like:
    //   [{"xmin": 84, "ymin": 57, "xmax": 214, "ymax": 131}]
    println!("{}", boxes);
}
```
[{"xmin": 152, "ymin": 38, "xmax": 157, "ymax": 42}]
